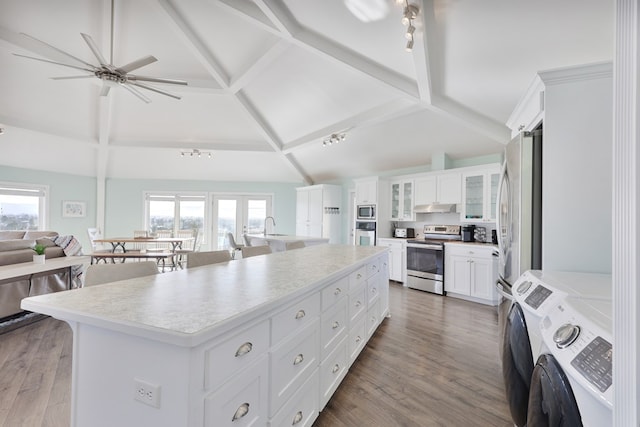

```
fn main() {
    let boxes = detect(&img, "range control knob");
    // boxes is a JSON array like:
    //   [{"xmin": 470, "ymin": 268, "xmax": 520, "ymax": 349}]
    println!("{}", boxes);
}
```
[
  {"xmin": 516, "ymin": 280, "xmax": 532, "ymax": 295},
  {"xmin": 553, "ymin": 323, "xmax": 581, "ymax": 349}
]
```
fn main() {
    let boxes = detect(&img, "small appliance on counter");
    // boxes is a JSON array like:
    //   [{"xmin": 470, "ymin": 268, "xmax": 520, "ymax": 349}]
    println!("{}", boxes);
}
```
[
  {"xmin": 492, "ymin": 229, "xmax": 498, "ymax": 244},
  {"xmin": 461, "ymin": 225, "xmax": 476, "ymax": 242},
  {"xmin": 394, "ymin": 228, "xmax": 407, "ymax": 238},
  {"xmin": 406, "ymin": 227, "xmax": 415, "ymax": 238},
  {"xmin": 474, "ymin": 226, "xmax": 487, "ymax": 243}
]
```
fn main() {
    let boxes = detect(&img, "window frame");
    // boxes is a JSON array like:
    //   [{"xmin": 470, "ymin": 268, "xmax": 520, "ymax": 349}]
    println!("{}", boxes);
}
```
[
  {"xmin": 0, "ymin": 181, "xmax": 49, "ymax": 230},
  {"xmin": 143, "ymin": 191, "xmax": 208, "ymax": 243}
]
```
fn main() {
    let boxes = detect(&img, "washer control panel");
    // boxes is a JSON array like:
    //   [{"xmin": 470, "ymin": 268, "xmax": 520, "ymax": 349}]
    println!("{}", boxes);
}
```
[
  {"xmin": 524, "ymin": 284, "xmax": 552, "ymax": 309},
  {"xmin": 570, "ymin": 336, "xmax": 612, "ymax": 393}
]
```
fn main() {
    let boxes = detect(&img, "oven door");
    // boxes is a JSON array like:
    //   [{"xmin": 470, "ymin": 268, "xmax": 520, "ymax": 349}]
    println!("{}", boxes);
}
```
[{"xmin": 406, "ymin": 244, "xmax": 444, "ymax": 294}]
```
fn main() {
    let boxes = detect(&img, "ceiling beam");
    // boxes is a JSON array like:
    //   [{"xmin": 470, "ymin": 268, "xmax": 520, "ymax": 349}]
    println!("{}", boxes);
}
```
[
  {"xmin": 229, "ymin": 39, "xmax": 290, "ymax": 93},
  {"xmin": 411, "ymin": 0, "xmax": 436, "ymax": 103},
  {"xmin": 109, "ymin": 139, "xmax": 272, "ymax": 152},
  {"xmin": 153, "ymin": 0, "xmax": 229, "ymax": 89}
]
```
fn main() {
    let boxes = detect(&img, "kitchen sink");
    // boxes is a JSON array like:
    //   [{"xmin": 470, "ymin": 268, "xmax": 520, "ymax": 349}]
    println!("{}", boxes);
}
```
[{"xmin": 265, "ymin": 233, "xmax": 287, "ymax": 236}]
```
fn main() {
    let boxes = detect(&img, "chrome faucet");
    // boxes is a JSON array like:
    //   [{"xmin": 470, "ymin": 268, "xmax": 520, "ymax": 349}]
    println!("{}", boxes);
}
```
[{"xmin": 264, "ymin": 216, "xmax": 276, "ymax": 236}]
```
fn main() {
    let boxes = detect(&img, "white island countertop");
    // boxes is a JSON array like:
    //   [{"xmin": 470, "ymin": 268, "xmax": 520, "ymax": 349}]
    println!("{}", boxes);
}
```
[{"xmin": 21, "ymin": 244, "xmax": 385, "ymax": 347}]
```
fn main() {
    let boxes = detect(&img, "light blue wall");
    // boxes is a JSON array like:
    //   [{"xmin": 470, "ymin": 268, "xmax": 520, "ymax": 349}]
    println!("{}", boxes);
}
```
[{"xmin": 0, "ymin": 165, "xmax": 300, "ymax": 251}]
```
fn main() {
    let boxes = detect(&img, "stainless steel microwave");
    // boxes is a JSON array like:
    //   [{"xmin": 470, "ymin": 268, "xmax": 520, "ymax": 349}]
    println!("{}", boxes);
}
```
[{"xmin": 357, "ymin": 204, "xmax": 376, "ymax": 220}]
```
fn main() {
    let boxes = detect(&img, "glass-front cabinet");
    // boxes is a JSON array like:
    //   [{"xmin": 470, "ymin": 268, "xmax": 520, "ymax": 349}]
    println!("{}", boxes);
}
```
[
  {"xmin": 461, "ymin": 165, "xmax": 501, "ymax": 223},
  {"xmin": 390, "ymin": 179, "xmax": 414, "ymax": 221}
]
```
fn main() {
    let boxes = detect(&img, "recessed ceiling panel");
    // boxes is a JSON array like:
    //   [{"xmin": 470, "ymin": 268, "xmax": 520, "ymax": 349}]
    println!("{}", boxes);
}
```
[
  {"xmin": 243, "ymin": 44, "xmax": 401, "ymax": 143},
  {"xmin": 438, "ymin": 0, "xmax": 614, "ymax": 123}
]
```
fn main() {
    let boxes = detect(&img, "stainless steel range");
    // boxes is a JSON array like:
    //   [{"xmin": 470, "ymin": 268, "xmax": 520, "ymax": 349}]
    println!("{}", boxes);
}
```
[{"xmin": 406, "ymin": 225, "xmax": 461, "ymax": 295}]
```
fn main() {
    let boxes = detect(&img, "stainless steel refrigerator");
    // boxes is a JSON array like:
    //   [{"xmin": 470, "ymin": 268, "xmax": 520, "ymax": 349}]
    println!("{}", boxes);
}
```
[{"xmin": 496, "ymin": 129, "xmax": 542, "ymax": 293}]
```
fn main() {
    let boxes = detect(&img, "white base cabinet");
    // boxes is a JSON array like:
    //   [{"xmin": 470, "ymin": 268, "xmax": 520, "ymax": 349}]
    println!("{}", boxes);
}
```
[
  {"xmin": 377, "ymin": 238, "xmax": 405, "ymax": 283},
  {"xmin": 444, "ymin": 244, "xmax": 499, "ymax": 306}
]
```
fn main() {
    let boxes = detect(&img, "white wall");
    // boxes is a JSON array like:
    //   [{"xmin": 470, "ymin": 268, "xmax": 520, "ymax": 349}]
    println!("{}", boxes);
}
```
[{"xmin": 541, "ymin": 64, "xmax": 613, "ymax": 273}]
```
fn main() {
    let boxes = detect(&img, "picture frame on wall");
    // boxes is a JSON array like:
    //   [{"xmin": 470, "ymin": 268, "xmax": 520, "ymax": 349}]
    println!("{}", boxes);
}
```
[{"xmin": 62, "ymin": 200, "xmax": 86, "ymax": 218}]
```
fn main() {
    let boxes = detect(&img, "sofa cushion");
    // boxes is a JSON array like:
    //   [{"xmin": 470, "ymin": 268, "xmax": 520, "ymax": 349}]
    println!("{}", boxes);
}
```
[
  {"xmin": 0, "ymin": 239, "xmax": 35, "ymax": 252},
  {"xmin": 36, "ymin": 238, "xmax": 58, "ymax": 248},
  {"xmin": 0, "ymin": 231, "xmax": 26, "ymax": 240},
  {"xmin": 23, "ymin": 231, "xmax": 58, "ymax": 240},
  {"xmin": 0, "ymin": 248, "xmax": 36, "ymax": 265}
]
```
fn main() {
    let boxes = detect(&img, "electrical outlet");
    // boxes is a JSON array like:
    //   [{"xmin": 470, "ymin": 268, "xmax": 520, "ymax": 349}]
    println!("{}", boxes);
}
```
[{"xmin": 134, "ymin": 378, "xmax": 161, "ymax": 408}]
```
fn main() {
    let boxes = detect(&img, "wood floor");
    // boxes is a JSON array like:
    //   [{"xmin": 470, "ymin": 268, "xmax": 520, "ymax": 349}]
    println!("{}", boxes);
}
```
[{"xmin": 0, "ymin": 283, "xmax": 512, "ymax": 427}]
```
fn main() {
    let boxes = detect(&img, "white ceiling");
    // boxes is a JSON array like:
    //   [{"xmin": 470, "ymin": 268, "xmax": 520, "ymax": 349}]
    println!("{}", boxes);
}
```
[{"xmin": 0, "ymin": 0, "xmax": 613, "ymax": 184}]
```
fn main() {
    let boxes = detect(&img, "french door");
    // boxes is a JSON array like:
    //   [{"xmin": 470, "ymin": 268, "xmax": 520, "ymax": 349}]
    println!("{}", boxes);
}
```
[{"xmin": 212, "ymin": 195, "xmax": 273, "ymax": 250}]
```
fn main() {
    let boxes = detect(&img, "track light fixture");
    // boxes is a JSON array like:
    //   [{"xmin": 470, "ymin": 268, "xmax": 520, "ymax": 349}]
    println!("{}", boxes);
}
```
[
  {"xmin": 322, "ymin": 133, "xmax": 347, "ymax": 147},
  {"xmin": 400, "ymin": 2, "xmax": 419, "ymax": 51},
  {"xmin": 180, "ymin": 149, "xmax": 212, "ymax": 158}
]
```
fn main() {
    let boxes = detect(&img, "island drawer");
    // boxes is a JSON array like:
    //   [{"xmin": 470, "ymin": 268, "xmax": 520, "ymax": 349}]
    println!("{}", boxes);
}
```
[
  {"xmin": 367, "ymin": 298, "xmax": 381, "ymax": 339},
  {"xmin": 204, "ymin": 319, "xmax": 270, "ymax": 391},
  {"xmin": 320, "ymin": 297, "xmax": 348, "ymax": 360},
  {"xmin": 319, "ymin": 336, "xmax": 348, "ymax": 409},
  {"xmin": 367, "ymin": 273, "xmax": 380, "ymax": 306},
  {"xmin": 366, "ymin": 258, "xmax": 381, "ymax": 278},
  {"xmin": 348, "ymin": 283, "xmax": 367, "ymax": 326},
  {"xmin": 321, "ymin": 275, "xmax": 348, "ymax": 311},
  {"xmin": 271, "ymin": 292, "xmax": 321, "ymax": 345},
  {"xmin": 348, "ymin": 316, "xmax": 367, "ymax": 364},
  {"xmin": 348, "ymin": 265, "xmax": 367, "ymax": 292},
  {"xmin": 270, "ymin": 320, "xmax": 320, "ymax": 416},
  {"xmin": 204, "ymin": 356, "xmax": 268, "ymax": 427},
  {"xmin": 269, "ymin": 368, "xmax": 319, "ymax": 427}
]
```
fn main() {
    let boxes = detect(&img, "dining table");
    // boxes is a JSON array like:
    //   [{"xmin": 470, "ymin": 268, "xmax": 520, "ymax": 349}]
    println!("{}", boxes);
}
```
[{"xmin": 93, "ymin": 236, "xmax": 194, "ymax": 253}]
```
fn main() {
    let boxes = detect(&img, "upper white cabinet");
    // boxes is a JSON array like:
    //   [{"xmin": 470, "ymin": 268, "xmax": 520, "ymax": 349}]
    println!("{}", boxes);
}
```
[
  {"xmin": 460, "ymin": 165, "xmax": 500, "ymax": 223},
  {"xmin": 390, "ymin": 179, "xmax": 413, "ymax": 221},
  {"xmin": 355, "ymin": 178, "xmax": 378, "ymax": 205},
  {"xmin": 414, "ymin": 173, "xmax": 461, "ymax": 206}
]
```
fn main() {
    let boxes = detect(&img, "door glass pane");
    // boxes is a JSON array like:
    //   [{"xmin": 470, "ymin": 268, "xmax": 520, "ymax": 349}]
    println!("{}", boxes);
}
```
[
  {"xmin": 217, "ymin": 199, "xmax": 237, "ymax": 250},
  {"xmin": 465, "ymin": 175, "xmax": 484, "ymax": 219},
  {"xmin": 247, "ymin": 200, "xmax": 266, "ymax": 234},
  {"xmin": 0, "ymin": 194, "xmax": 39, "ymax": 230},
  {"xmin": 149, "ymin": 200, "xmax": 175, "ymax": 232},
  {"xmin": 179, "ymin": 199, "xmax": 205, "ymax": 233}
]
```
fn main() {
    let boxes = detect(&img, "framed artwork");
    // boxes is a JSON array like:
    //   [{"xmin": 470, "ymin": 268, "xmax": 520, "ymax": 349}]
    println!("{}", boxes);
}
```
[{"xmin": 62, "ymin": 200, "xmax": 86, "ymax": 218}]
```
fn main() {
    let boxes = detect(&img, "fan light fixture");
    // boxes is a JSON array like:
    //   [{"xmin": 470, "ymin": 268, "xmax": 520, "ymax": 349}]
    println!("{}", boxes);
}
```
[
  {"xmin": 344, "ymin": 0, "xmax": 389, "ymax": 22},
  {"xmin": 400, "ymin": 2, "xmax": 419, "ymax": 52},
  {"xmin": 322, "ymin": 133, "xmax": 347, "ymax": 147},
  {"xmin": 180, "ymin": 149, "xmax": 212, "ymax": 158}
]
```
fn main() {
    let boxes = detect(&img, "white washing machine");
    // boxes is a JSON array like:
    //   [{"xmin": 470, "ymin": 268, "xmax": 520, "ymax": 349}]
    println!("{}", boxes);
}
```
[
  {"xmin": 502, "ymin": 270, "xmax": 611, "ymax": 427},
  {"xmin": 531, "ymin": 294, "xmax": 613, "ymax": 426}
]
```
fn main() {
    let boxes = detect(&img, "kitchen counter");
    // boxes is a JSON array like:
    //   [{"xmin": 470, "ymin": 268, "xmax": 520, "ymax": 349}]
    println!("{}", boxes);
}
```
[
  {"xmin": 246, "ymin": 233, "xmax": 329, "ymax": 252},
  {"xmin": 445, "ymin": 241, "xmax": 498, "ymax": 249},
  {"xmin": 20, "ymin": 244, "xmax": 390, "ymax": 427}
]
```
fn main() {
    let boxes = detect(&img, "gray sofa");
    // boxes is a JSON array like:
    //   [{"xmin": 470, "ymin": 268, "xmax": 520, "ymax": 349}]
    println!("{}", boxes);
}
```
[{"xmin": 0, "ymin": 231, "xmax": 70, "ymax": 320}]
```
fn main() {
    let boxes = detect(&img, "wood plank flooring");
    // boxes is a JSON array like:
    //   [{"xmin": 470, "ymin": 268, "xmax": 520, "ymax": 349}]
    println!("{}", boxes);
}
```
[{"xmin": 0, "ymin": 282, "xmax": 512, "ymax": 427}]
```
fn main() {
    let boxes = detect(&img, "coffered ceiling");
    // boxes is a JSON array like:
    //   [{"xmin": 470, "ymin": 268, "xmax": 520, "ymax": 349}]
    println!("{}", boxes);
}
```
[{"xmin": 0, "ymin": 0, "xmax": 613, "ymax": 184}]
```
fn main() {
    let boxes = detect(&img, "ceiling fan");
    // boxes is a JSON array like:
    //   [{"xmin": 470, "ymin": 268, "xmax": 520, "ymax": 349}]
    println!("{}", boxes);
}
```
[{"xmin": 13, "ymin": 0, "xmax": 187, "ymax": 103}]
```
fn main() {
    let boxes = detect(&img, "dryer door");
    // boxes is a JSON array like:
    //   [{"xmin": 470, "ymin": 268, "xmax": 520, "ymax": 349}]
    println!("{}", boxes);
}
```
[
  {"xmin": 527, "ymin": 354, "xmax": 583, "ymax": 426},
  {"xmin": 502, "ymin": 302, "xmax": 534, "ymax": 427}
]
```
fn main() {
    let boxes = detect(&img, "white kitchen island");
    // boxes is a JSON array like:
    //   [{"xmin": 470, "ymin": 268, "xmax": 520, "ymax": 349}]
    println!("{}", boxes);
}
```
[
  {"xmin": 245, "ymin": 234, "xmax": 330, "ymax": 252},
  {"xmin": 21, "ymin": 244, "xmax": 389, "ymax": 427}
]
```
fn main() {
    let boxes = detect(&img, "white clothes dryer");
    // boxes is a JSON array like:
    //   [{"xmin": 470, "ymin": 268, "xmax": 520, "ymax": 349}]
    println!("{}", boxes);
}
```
[
  {"xmin": 531, "ymin": 295, "xmax": 613, "ymax": 426},
  {"xmin": 502, "ymin": 270, "xmax": 611, "ymax": 427}
]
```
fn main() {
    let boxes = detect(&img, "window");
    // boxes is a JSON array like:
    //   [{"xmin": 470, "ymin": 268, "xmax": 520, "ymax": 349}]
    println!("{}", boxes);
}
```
[
  {"xmin": 144, "ymin": 192, "xmax": 206, "ymax": 240},
  {"xmin": 0, "ymin": 182, "xmax": 48, "ymax": 230}
]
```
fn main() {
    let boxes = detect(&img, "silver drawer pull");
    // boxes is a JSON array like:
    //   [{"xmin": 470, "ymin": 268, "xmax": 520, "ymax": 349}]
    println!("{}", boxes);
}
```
[
  {"xmin": 357, "ymin": 273, "xmax": 362, "ymax": 279},
  {"xmin": 355, "ymin": 300, "xmax": 361, "ymax": 307},
  {"xmin": 332, "ymin": 321, "xmax": 340, "ymax": 329},
  {"xmin": 293, "ymin": 353, "xmax": 304, "ymax": 365},
  {"xmin": 232, "ymin": 403, "xmax": 249, "ymax": 421},
  {"xmin": 235, "ymin": 342, "xmax": 253, "ymax": 357},
  {"xmin": 295, "ymin": 309, "xmax": 306, "ymax": 319},
  {"xmin": 292, "ymin": 411, "xmax": 303, "ymax": 425},
  {"xmin": 355, "ymin": 335, "xmax": 362, "ymax": 343},
  {"xmin": 332, "ymin": 363, "xmax": 340, "ymax": 374},
  {"xmin": 334, "ymin": 287, "xmax": 342, "ymax": 295}
]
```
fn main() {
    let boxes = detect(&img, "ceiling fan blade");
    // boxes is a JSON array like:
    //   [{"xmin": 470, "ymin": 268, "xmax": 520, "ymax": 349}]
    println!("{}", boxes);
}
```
[
  {"xmin": 51, "ymin": 75, "xmax": 95, "ymax": 80},
  {"xmin": 100, "ymin": 84, "xmax": 111, "ymax": 97},
  {"xmin": 13, "ymin": 53, "xmax": 97, "ymax": 73},
  {"xmin": 115, "ymin": 55, "xmax": 157, "ymax": 74},
  {"xmin": 81, "ymin": 33, "xmax": 110, "ymax": 68},
  {"xmin": 127, "ymin": 75, "xmax": 188, "ymax": 86},
  {"xmin": 19, "ymin": 32, "xmax": 97, "ymax": 69},
  {"xmin": 121, "ymin": 83, "xmax": 151, "ymax": 103},
  {"xmin": 130, "ymin": 82, "xmax": 182, "ymax": 100}
]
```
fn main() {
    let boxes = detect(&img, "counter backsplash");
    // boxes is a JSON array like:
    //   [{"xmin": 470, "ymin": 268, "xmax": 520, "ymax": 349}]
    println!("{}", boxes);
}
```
[{"xmin": 389, "ymin": 214, "xmax": 496, "ymax": 242}]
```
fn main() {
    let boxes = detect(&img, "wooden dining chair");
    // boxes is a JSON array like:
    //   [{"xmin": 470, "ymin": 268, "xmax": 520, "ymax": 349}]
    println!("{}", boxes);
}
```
[
  {"xmin": 186, "ymin": 250, "xmax": 232, "ymax": 268},
  {"xmin": 175, "ymin": 229, "xmax": 199, "ymax": 268},
  {"xmin": 241, "ymin": 245, "xmax": 272, "ymax": 258},
  {"xmin": 84, "ymin": 261, "xmax": 159, "ymax": 287}
]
